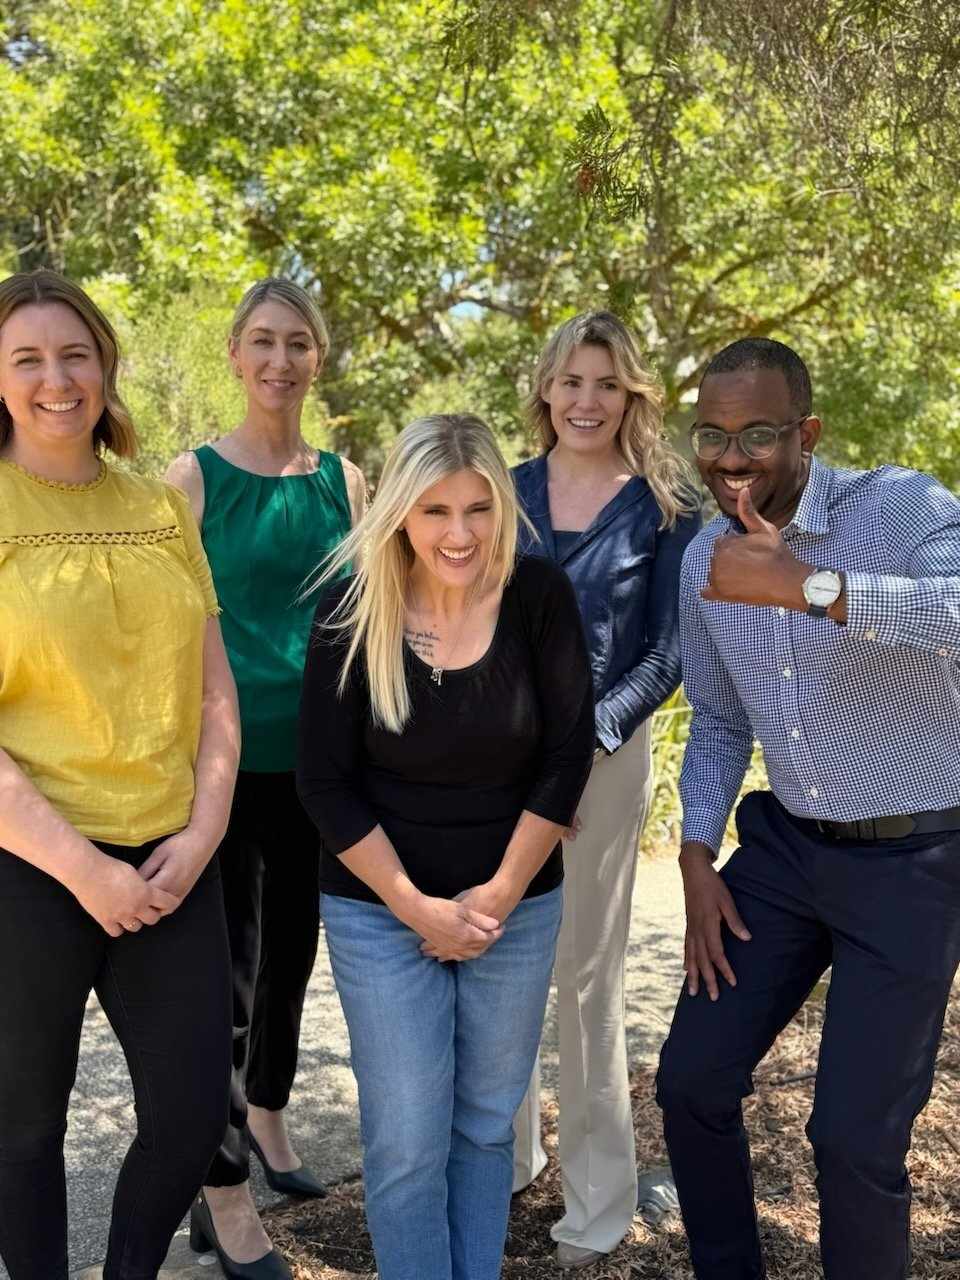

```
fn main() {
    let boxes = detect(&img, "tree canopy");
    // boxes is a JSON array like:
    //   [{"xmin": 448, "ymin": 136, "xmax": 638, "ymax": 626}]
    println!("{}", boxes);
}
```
[{"xmin": 1, "ymin": 0, "xmax": 957, "ymax": 480}]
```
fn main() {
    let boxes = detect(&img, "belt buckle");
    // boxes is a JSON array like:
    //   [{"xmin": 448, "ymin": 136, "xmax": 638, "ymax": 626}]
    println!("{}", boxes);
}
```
[
  {"xmin": 854, "ymin": 817, "xmax": 877, "ymax": 841},
  {"xmin": 879, "ymin": 814, "xmax": 917, "ymax": 839}
]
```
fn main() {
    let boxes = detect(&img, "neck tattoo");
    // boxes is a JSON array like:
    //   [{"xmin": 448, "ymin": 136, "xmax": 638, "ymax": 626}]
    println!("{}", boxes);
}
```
[{"xmin": 406, "ymin": 588, "xmax": 478, "ymax": 687}]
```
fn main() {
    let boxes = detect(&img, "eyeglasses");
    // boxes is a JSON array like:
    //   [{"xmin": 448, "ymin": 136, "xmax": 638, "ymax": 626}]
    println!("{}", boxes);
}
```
[{"xmin": 689, "ymin": 414, "xmax": 809, "ymax": 461}]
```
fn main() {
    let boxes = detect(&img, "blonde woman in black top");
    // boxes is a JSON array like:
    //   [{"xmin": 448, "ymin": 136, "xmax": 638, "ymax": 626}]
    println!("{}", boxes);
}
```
[{"xmin": 296, "ymin": 414, "xmax": 595, "ymax": 1280}]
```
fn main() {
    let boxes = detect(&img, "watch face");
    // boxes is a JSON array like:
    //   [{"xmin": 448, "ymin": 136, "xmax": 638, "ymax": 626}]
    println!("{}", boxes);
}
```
[{"xmin": 805, "ymin": 570, "xmax": 842, "ymax": 607}]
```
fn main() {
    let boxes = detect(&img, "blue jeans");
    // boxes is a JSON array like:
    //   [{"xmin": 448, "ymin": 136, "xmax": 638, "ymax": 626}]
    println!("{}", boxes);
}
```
[{"xmin": 323, "ymin": 886, "xmax": 562, "ymax": 1280}]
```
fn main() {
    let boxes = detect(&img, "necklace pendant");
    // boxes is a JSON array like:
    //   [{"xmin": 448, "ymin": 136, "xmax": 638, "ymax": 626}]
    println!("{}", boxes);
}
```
[{"xmin": 431, "ymin": 667, "xmax": 443, "ymax": 687}]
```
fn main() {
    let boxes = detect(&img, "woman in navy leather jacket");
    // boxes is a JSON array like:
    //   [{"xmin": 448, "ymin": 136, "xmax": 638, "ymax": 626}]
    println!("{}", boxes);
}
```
[{"xmin": 511, "ymin": 311, "xmax": 700, "ymax": 1269}]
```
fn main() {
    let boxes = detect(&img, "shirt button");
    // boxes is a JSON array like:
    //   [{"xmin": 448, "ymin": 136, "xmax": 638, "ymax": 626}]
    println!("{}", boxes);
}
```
[
  {"xmin": 809, "ymin": 787, "xmax": 819, "ymax": 798},
  {"xmin": 792, "ymin": 728, "xmax": 801, "ymax": 739},
  {"xmin": 939, "ymin": 647, "xmax": 949, "ymax": 657},
  {"xmin": 782, "ymin": 667, "xmax": 792, "ymax": 678},
  {"xmin": 865, "ymin": 629, "xmax": 877, "ymax": 640},
  {"xmin": 778, "ymin": 607, "xmax": 787, "ymax": 617}
]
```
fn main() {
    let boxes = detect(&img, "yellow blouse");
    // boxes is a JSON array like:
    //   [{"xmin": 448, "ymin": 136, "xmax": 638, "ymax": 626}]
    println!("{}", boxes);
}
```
[{"xmin": 0, "ymin": 458, "xmax": 220, "ymax": 846}]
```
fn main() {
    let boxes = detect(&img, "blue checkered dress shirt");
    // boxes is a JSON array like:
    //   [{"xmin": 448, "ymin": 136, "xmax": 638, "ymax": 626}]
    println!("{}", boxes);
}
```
[{"xmin": 679, "ymin": 457, "xmax": 960, "ymax": 852}]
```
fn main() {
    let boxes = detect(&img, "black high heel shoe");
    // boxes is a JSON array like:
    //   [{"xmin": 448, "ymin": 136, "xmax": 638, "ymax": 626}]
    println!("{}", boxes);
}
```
[
  {"xmin": 248, "ymin": 1131, "xmax": 327, "ymax": 1199},
  {"xmin": 189, "ymin": 1192, "xmax": 293, "ymax": 1279}
]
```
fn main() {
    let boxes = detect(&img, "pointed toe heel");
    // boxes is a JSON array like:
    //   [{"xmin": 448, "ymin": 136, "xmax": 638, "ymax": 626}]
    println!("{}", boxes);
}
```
[
  {"xmin": 189, "ymin": 1194, "xmax": 293, "ymax": 1279},
  {"xmin": 248, "ymin": 1132, "xmax": 327, "ymax": 1199}
]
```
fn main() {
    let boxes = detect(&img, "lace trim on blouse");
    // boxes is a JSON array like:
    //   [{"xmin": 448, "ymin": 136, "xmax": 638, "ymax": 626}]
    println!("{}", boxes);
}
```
[
  {"xmin": 0, "ymin": 458, "xmax": 108, "ymax": 492},
  {"xmin": 0, "ymin": 525, "xmax": 181, "ymax": 547}
]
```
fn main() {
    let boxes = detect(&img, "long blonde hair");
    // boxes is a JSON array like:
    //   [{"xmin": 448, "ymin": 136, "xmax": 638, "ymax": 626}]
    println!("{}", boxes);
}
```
[
  {"xmin": 0, "ymin": 270, "xmax": 137, "ymax": 458},
  {"xmin": 525, "ymin": 311, "xmax": 697, "ymax": 528},
  {"xmin": 308, "ymin": 413, "xmax": 524, "ymax": 734}
]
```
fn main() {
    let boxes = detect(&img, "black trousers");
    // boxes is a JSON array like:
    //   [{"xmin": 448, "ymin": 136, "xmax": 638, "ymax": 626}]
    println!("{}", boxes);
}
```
[
  {"xmin": 0, "ymin": 841, "xmax": 232, "ymax": 1280},
  {"xmin": 656, "ymin": 790, "xmax": 960, "ymax": 1280},
  {"xmin": 206, "ymin": 771, "xmax": 322, "ymax": 1187}
]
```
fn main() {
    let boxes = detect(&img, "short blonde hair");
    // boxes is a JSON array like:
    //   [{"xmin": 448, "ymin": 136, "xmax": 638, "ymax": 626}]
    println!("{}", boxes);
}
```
[
  {"xmin": 230, "ymin": 277, "xmax": 330, "ymax": 370},
  {"xmin": 526, "ymin": 310, "xmax": 697, "ymax": 528},
  {"xmin": 0, "ymin": 270, "xmax": 137, "ymax": 458},
  {"xmin": 308, "ymin": 413, "xmax": 525, "ymax": 733}
]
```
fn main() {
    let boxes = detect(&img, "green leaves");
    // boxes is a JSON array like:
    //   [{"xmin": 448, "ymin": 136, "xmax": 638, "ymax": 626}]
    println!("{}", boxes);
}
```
[{"xmin": 1, "ymin": 0, "xmax": 957, "ymax": 485}]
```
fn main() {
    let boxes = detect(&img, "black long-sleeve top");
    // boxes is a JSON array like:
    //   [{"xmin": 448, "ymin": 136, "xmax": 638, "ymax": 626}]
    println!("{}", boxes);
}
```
[{"xmin": 296, "ymin": 555, "xmax": 596, "ymax": 904}]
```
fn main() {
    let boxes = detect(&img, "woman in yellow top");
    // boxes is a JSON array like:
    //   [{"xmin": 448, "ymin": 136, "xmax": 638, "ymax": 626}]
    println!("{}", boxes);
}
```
[{"xmin": 0, "ymin": 270, "xmax": 240, "ymax": 1280}]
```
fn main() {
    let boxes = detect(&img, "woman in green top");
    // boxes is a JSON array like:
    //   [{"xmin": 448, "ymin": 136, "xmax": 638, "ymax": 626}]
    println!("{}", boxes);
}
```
[{"xmin": 167, "ymin": 278, "xmax": 364, "ymax": 1280}]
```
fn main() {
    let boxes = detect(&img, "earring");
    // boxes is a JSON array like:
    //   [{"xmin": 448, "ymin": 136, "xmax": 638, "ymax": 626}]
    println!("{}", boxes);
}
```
[{"xmin": 234, "ymin": 367, "xmax": 242, "ymax": 379}]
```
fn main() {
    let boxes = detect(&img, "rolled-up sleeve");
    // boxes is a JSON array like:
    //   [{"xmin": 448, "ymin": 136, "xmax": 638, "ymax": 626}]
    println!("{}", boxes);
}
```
[{"xmin": 296, "ymin": 587, "xmax": 379, "ymax": 856}]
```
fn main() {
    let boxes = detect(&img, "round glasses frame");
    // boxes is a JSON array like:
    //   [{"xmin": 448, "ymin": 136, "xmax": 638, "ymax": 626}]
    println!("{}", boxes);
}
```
[{"xmin": 689, "ymin": 414, "xmax": 809, "ymax": 461}]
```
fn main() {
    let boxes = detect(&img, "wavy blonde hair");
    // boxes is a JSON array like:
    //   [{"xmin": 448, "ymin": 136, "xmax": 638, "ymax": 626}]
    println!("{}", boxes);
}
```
[
  {"xmin": 0, "ymin": 270, "xmax": 137, "ymax": 458},
  {"xmin": 307, "ymin": 413, "xmax": 525, "ymax": 734},
  {"xmin": 525, "ymin": 311, "xmax": 697, "ymax": 528},
  {"xmin": 230, "ymin": 277, "xmax": 330, "ymax": 371}
]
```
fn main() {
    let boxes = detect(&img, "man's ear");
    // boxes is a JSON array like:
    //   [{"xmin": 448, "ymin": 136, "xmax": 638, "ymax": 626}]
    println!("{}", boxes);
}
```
[{"xmin": 800, "ymin": 415, "xmax": 822, "ymax": 456}]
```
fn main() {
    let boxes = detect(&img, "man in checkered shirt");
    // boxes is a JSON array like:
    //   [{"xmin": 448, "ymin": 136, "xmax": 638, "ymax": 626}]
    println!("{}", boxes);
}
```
[{"xmin": 655, "ymin": 337, "xmax": 960, "ymax": 1280}]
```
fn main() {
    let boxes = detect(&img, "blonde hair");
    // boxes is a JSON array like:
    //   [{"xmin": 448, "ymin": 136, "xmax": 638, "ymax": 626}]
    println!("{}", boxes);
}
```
[
  {"xmin": 230, "ymin": 277, "xmax": 330, "ymax": 370},
  {"xmin": 308, "ymin": 413, "xmax": 524, "ymax": 734},
  {"xmin": 0, "ymin": 270, "xmax": 137, "ymax": 458},
  {"xmin": 525, "ymin": 310, "xmax": 697, "ymax": 528}
]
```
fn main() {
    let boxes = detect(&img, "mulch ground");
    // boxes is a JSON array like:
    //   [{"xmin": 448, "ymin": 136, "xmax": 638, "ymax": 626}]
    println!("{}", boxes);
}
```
[{"xmin": 266, "ymin": 980, "xmax": 960, "ymax": 1278}]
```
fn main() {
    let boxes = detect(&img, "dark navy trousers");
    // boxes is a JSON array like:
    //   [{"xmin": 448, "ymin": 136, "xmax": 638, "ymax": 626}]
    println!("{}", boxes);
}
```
[{"xmin": 656, "ymin": 790, "xmax": 960, "ymax": 1280}]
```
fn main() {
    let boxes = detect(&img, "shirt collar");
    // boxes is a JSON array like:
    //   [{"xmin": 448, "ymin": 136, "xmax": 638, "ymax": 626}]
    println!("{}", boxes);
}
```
[{"xmin": 782, "ymin": 455, "xmax": 831, "ymax": 537}]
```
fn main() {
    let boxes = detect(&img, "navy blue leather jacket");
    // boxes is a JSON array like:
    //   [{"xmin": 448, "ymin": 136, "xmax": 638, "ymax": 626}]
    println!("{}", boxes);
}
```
[{"xmin": 513, "ymin": 454, "xmax": 701, "ymax": 753}]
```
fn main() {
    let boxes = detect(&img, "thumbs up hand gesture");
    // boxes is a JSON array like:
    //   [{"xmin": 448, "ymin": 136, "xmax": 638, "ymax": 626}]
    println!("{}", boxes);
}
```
[{"xmin": 701, "ymin": 486, "xmax": 811, "ymax": 609}]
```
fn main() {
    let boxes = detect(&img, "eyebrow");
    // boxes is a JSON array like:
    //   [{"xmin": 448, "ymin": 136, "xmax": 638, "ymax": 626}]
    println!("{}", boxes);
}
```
[
  {"xmin": 416, "ymin": 500, "xmax": 493, "ymax": 509},
  {"xmin": 694, "ymin": 418, "xmax": 778, "ymax": 429},
  {"xmin": 248, "ymin": 326, "xmax": 312, "ymax": 340},
  {"xmin": 10, "ymin": 341, "xmax": 92, "ymax": 356}
]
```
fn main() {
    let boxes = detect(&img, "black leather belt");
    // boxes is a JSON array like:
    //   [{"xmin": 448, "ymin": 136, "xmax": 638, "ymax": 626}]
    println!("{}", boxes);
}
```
[{"xmin": 813, "ymin": 807, "xmax": 960, "ymax": 841}]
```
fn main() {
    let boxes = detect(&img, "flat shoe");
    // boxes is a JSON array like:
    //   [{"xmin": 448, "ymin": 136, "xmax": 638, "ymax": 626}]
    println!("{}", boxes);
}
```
[
  {"xmin": 189, "ymin": 1193, "xmax": 292, "ymax": 1278},
  {"xmin": 556, "ymin": 1242, "xmax": 605, "ymax": 1269},
  {"xmin": 248, "ymin": 1131, "xmax": 327, "ymax": 1198}
]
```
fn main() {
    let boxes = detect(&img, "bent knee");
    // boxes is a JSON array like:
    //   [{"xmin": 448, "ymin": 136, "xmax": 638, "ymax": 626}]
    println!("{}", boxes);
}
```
[{"xmin": 656, "ymin": 1048, "xmax": 751, "ymax": 1119}]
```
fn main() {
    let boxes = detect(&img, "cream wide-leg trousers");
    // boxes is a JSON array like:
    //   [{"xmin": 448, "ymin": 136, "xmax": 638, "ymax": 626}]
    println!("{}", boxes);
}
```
[{"xmin": 513, "ymin": 720, "xmax": 653, "ymax": 1254}]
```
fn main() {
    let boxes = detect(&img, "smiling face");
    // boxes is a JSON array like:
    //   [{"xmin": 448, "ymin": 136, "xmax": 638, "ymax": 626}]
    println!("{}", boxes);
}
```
[
  {"xmin": 544, "ymin": 342, "xmax": 628, "ymax": 459},
  {"xmin": 230, "ymin": 298, "xmax": 321, "ymax": 412},
  {"xmin": 403, "ymin": 468, "xmax": 497, "ymax": 593},
  {"xmin": 695, "ymin": 367, "xmax": 821, "ymax": 526},
  {"xmin": 0, "ymin": 302, "xmax": 105, "ymax": 452}
]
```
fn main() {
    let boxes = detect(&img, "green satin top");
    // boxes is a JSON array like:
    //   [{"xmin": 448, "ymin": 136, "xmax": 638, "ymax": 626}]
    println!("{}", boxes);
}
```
[{"xmin": 195, "ymin": 444, "xmax": 351, "ymax": 771}]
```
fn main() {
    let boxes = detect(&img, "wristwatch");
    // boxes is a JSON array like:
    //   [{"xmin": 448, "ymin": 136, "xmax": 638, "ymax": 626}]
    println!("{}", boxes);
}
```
[{"xmin": 802, "ymin": 568, "xmax": 844, "ymax": 618}]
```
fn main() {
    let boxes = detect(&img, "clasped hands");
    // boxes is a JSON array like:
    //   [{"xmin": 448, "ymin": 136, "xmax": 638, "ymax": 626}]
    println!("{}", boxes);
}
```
[
  {"xmin": 72, "ymin": 826, "xmax": 217, "ymax": 938},
  {"xmin": 408, "ymin": 881, "xmax": 520, "ymax": 963},
  {"xmin": 701, "ymin": 485, "xmax": 810, "ymax": 610}
]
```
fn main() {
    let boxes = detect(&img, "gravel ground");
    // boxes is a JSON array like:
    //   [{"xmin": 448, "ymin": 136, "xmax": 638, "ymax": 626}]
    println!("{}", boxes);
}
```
[{"xmin": 0, "ymin": 855, "xmax": 689, "ymax": 1279}]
